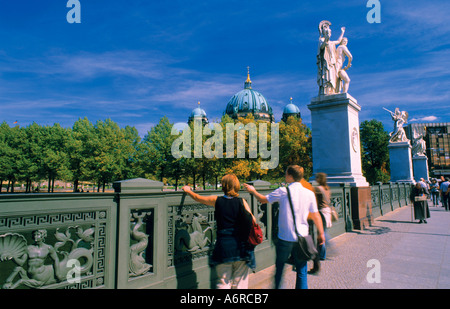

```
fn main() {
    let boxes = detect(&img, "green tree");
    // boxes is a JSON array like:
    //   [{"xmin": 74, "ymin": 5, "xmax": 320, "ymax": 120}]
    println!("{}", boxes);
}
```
[
  {"xmin": 360, "ymin": 119, "xmax": 390, "ymax": 184},
  {"xmin": 120, "ymin": 125, "xmax": 142, "ymax": 180},
  {"xmin": 140, "ymin": 116, "xmax": 175, "ymax": 183},
  {"xmin": 177, "ymin": 119, "xmax": 200, "ymax": 189},
  {"xmin": 19, "ymin": 123, "xmax": 43, "ymax": 192},
  {"xmin": 91, "ymin": 119, "xmax": 132, "ymax": 192},
  {"xmin": 66, "ymin": 117, "xmax": 96, "ymax": 192},
  {"xmin": 40, "ymin": 123, "xmax": 70, "ymax": 192},
  {"xmin": 0, "ymin": 122, "xmax": 16, "ymax": 192},
  {"xmin": 271, "ymin": 116, "xmax": 312, "ymax": 182}
]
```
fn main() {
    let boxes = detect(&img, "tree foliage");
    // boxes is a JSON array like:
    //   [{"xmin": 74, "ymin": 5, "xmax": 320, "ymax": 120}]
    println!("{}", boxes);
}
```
[
  {"xmin": 360, "ymin": 119, "xmax": 390, "ymax": 184},
  {"xmin": 0, "ymin": 115, "xmax": 314, "ymax": 192}
]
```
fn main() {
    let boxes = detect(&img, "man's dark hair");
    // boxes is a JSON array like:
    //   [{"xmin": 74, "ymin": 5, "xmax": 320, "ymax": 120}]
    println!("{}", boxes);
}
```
[{"xmin": 286, "ymin": 165, "xmax": 304, "ymax": 182}]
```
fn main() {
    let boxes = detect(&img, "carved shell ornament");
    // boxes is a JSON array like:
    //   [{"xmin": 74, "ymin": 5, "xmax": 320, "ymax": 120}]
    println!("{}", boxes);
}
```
[{"xmin": 0, "ymin": 233, "xmax": 27, "ymax": 261}]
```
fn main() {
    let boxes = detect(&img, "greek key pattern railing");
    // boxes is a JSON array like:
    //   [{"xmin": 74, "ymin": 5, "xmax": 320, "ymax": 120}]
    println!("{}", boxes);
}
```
[{"xmin": 0, "ymin": 211, "xmax": 98, "ymax": 230}]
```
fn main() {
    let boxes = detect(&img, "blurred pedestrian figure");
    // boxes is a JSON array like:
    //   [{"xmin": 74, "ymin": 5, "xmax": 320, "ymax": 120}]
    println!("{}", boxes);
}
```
[
  {"xmin": 410, "ymin": 183, "xmax": 430, "ymax": 223},
  {"xmin": 418, "ymin": 178, "xmax": 428, "ymax": 190},
  {"xmin": 440, "ymin": 177, "xmax": 450, "ymax": 211},
  {"xmin": 182, "ymin": 174, "xmax": 256, "ymax": 289},
  {"xmin": 243, "ymin": 165, "xmax": 324, "ymax": 289},
  {"xmin": 430, "ymin": 179, "xmax": 440, "ymax": 206},
  {"xmin": 309, "ymin": 173, "xmax": 332, "ymax": 275}
]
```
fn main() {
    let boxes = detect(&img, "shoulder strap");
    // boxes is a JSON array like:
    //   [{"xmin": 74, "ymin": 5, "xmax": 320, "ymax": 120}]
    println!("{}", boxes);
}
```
[
  {"xmin": 286, "ymin": 186, "xmax": 301, "ymax": 237},
  {"xmin": 240, "ymin": 197, "xmax": 256, "ymax": 223}
]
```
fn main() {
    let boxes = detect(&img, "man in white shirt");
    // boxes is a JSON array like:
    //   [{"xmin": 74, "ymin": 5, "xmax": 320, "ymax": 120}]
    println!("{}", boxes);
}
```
[{"xmin": 244, "ymin": 165, "xmax": 325, "ymax": 289}]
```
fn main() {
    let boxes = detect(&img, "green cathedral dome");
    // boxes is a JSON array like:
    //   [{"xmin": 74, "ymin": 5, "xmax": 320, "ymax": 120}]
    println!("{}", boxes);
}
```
[
  {"xmin": 188, "ymin": 102, "xmax": 208, "ymax": 124},
  {"xmin": 225, "ymin": 70, "xmax": 274, "ymax": 122},
  {"xmin": 282, "ymin": 98, "xmax": 301, "ymax": 122}
]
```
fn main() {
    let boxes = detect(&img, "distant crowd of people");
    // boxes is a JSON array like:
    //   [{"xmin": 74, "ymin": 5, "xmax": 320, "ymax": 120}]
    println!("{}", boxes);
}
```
[
  {"xmin": 410, "ymin": 176, "xmax": 449, "ymax": 224},
  {"xmin": 427, "ymin": 176, "xmax": 450, "ymax": 211}
]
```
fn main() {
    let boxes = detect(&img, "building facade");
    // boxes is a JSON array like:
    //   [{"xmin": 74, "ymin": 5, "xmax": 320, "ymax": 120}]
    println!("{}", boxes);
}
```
[{"xmin": 406, "ymin": 122, "xmax": 450, "ymax": 178}]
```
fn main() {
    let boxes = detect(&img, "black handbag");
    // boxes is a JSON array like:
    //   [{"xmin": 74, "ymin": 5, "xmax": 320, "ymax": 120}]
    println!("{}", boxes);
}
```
[{"xmin": 286, "ymin": 186, "xmax": 318, "ymax": 261}]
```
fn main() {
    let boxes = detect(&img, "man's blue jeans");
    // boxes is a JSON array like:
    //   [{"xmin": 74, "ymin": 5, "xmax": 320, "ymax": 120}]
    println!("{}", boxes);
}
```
[{"xmin": 274, "ymin": 238, "xmax": 308, "ymax": 289}]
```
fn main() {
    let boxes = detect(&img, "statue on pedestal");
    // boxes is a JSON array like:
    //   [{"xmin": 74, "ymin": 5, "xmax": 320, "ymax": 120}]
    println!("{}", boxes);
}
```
[
  {"xmin": 384, "ymin": 107, "xmax": 409, "ymax": 143},
  {"xmin": 411, "ymin": 128, "xmax": 427, "ymax": 157},
  {"xmin": 317, "ymin": 20, "xmax": 352, "ymax": 95}
]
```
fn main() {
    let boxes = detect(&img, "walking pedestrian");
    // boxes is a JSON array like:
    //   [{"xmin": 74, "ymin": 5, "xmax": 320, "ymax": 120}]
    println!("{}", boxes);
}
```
[
  {"xmin": 418, "ymin": 178, "xmax": 428, "ymax": 190},
  {"xmin": 440, "ymin": 177, "xmax": 450, "ymax": 211},
  {"xmin": 309, "ymin": 172, "xmax": 332, "ymax": 275},
  {"xmin": 182, "ymin": 174, "xmax": 256, "ymax": 289},
  {"xmin": 243, "ymin": 165, "xmax": 325, "ymax": 289},
  {"xmin": 410, "ymin": 183, "xmax": 430, "ymax": 223},
  {"xmin": 430, "ymin": 179, "xmax": 440, "ymax": 206},
  {"xmin": 438, "ymin": 176, "xmax": 445, "ymax": 205}
]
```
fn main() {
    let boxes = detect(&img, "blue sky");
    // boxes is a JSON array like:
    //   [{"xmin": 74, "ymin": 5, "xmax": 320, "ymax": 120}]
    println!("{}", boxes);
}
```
[{"xmin": 0, "ymin": 0, "xmax": 449, "ymax": 137}]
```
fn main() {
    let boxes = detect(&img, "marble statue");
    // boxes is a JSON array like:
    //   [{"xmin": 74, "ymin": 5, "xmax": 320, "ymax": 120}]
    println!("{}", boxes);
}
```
[
  {"xmin": 411, "ymin": 129, "xmax": 427, "ymax": 157},
  {"xmin": 317, "ymin": 20, "xmax": 349, "ymax": 95},
  {"xmin": 336, "ymin": 37, "xmax": 353, "ymax": 93},
  {"xmin": 384, "ymin": 107, "xmax": 409, "ymax": 143}
]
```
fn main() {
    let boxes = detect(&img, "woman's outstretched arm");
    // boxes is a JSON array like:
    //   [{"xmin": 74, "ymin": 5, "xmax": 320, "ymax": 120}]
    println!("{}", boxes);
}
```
[{"xmin": 182, "ymin": 186, "xmax": 218, "ymax": 207}]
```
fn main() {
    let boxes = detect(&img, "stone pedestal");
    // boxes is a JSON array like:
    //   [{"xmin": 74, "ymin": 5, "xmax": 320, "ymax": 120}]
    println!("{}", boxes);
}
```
[
  {"xmin": 307, "ymin": 93, "xmax": 369, "ymax": 187},
  {"xmin": 412, "ymin": 155, "xmax": 429, "ymax": 182},
  {"xmin": 388, "ymin": 142, "xmax": 414, "ymax": 183},
  {"xmin": 351, "ymin": 186, "xmax": 373, "ymax": 230}
]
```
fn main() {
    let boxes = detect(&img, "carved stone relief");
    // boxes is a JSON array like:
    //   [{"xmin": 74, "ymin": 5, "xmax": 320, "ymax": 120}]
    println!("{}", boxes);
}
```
[
  {"xmin": 129, "ymin": 210, "xmax": 153, "ymax": 278},
  {"xmin": 0, "ymin": 226, "xmax": 95, "ymax": 289},
  {"xmin": 0, "ymin": 211, "xmax": 107, "ymax": 289},
  {"xmin": 168, "ymin": 204, "xmax": 215, "ymax": 267},
  {"xmin": 255, "ymin": 201, "xmax": 267, "ymax": 240}
]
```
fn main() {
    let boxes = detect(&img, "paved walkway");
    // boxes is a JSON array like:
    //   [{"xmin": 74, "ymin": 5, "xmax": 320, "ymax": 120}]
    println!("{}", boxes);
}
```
[{"xmin": 249, "ymin": 202, "xmax": 450, "ymax": 289}]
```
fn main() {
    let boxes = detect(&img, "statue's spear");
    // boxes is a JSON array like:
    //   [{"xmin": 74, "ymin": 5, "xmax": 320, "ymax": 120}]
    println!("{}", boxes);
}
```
[{"xmin": 383, "ymin": 107, "xmax": 393, "ymax": 114}]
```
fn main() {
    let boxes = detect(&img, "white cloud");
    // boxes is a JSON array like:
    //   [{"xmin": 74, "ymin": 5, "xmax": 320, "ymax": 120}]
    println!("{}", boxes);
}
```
[{"xmin": 410, "ymin": 116, "xmax": 438, "ymax": 122}]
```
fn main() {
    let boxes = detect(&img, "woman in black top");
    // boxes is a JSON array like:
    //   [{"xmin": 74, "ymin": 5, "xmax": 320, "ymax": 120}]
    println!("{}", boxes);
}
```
[{"xmin": 182, "ymin": 174, "xmax": 256, "ymax": 289}]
